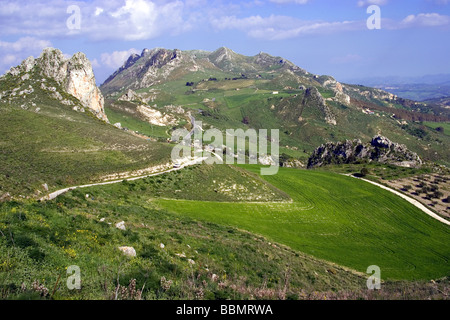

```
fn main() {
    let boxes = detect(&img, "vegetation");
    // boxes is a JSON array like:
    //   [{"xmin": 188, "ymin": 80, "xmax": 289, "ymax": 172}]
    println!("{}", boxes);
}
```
[
  {"xmin": 1, "ymin": 164, "xmax": 448, "ymax": 300},
  {"xmin": 149, "ymin": 165, "xmax": 450, "ymax": 281},
  {"xmin": 0, "ymin": 104, "xmax": 172, "ymax": 198}
]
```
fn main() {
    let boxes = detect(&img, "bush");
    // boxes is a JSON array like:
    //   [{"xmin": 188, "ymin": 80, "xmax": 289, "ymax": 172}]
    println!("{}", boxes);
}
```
[
  {"xmin": 360, "ymin": 167, "xmax": 369, "ymax": 177},
  {"xmin": 432, "ymin": 191, "xmax": 443, "ymax": 199}
]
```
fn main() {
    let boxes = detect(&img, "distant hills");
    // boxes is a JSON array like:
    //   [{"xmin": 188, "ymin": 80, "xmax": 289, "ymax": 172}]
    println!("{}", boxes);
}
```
[{"xmin": 343, "ymin": 74, "xmax": 450, "ymax": 102}]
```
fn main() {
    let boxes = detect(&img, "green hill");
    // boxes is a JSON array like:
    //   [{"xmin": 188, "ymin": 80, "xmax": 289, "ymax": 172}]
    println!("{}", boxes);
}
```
[
  {"xmin": 0, "ymin": 49, "xmax": 172, "ymax": 199},
  {"xmin": 99, "ymin": 47, "xmax": 450, "ymax": 167}
]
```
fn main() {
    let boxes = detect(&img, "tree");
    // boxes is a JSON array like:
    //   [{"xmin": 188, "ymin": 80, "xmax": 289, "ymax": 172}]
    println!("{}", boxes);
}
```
[{"xmin": 360, "ymin": 167, "xmax": 369, "ymax": 177}]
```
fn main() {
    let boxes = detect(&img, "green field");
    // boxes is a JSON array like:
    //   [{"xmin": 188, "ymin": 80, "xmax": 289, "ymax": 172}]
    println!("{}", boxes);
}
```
[
  {"xmin": 424, "ymin": 122, "xmax": 450, "ymax": 136},
  {"xmin": 154, "ymin": 165, "xmax": 450, "ymax": 281},
  {"xmin": 2, "ymin": 164, "xmax": 449, "ymax": 299}
]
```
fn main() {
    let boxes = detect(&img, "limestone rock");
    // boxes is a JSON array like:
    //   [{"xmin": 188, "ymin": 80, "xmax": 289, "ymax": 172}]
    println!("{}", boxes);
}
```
[
  {"xmin": 118, "ymin": 246, "xmax": 136, "ymax": 257},
  {"xmin": 307, "ymin": 135, "xmax": 422, "ymax": 168},
  {"xmin": 8, "ymin": 48, "xmax": 107, "ymax": 122},
  {"xmin": 137, "ymin": 105, "xmax": 177, "ymax": 126},
  {"xmin": 118, "ymin": 89, "xmax": 139, "ymax": 102},
  {"xmin": 115, "ymin": 221, "xmax": 126, "ymax": 230}
]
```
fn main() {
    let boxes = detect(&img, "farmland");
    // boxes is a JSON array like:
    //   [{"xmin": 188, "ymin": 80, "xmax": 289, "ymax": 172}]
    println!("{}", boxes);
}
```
[{"xmin": 154, "ymin": 165, "xmax": 450, "ymax": 281}]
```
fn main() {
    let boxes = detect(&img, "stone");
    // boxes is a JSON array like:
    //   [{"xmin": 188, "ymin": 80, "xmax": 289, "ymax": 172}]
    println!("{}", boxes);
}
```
[
  {"xmin": 307, "ymin": 135, "xmax": 422, "ymax": 169},
  {"xmin": 115, "ymin": 221, "xmax": 126, "ymax": 230},
  {"xmin": 118, "ymin": 246, "xmax": 136, "ymax": 257},
  {"xmin": 9, "ymin": 48, "xmax": 108, "ymax": 122}
]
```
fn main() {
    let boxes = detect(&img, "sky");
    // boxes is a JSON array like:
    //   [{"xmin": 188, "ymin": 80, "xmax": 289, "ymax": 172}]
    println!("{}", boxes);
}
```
[{"xmin": 0, "ymin": 0, "xmax": 449, "ymax": 84}]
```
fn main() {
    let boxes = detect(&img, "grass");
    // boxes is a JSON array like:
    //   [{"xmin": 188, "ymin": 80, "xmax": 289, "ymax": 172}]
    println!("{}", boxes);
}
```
[
  {"xmin": 154, "ymin": 165, "xmax": 450, "ymax": 281},
  {"xmin": 2, "ymin": 163, "xmax": 449, "ymax": 300},
  {"xmin": 0, "ymin": 106, "xmax": 172, "ymax": 198},
  {"xmin": 423, "ymin": 121, "xmax": 450, "ymax": 136},
  {"xmin": 104, "ymin": 105, "xmax": 171, "ymax": 139},
  {"xmin": 0, "ymin": 183, "xmax": 369, "ymax": 300}
]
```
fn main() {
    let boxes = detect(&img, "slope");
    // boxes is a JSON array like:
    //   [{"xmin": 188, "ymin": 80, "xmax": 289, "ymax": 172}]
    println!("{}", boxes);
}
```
[{"xmin": 0, "ymin": 49, "xmax": 173, "ymax": 199}]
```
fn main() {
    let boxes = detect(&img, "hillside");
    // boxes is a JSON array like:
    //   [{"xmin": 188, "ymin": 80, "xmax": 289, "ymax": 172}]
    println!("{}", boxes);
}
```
[
  {"xmin": 0, "ymin": 48, "xmax": 172, "ymax": 199},
  {"xmin": 100, "ymin": 47, "xmax": 450, "ymax": 167},
  {"xmin": 1, "ymin": 164, "xmax": 448, "ymax": 299}
]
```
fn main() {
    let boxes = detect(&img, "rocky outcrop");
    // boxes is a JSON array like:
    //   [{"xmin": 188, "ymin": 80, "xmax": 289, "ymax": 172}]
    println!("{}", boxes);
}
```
[
  {"xmin": 307, "ymin": 135, "xmax": 422, "ymax": 168},
  {"xmin": 317, "ymin": 76, "xmax": 351, "ymax": 105},
  {"xmin": 118, "ymin": 89, "xmax": 140, "ymax": 102},
  {"xmin": 302, "ymin": 87, "xmax": 336, "ymax": 125},
  {"xmin": 137, "ymin": 105, "xmax": 178, "ymax": 126},
  {"xmin": 118, "ymin": 246, "xmax": 136, "ymax": 257},
  {"xmin": 7, "ymin": 48, "xmax": 107, "ymax": 121}
]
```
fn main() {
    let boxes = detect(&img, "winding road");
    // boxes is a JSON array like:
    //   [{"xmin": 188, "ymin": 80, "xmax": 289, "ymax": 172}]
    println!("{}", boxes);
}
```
[
  {"xmin": 347, "ymin": 174, "xmax": 450, "ymax": 226},
  {"xmin": 40, "ymin": 157, "xmax": 207, "ymax": 201}
]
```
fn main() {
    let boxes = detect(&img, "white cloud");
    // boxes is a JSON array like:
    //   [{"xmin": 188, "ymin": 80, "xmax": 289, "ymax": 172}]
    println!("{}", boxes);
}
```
[
  {"xmin": 211, "ymin": 15, "xmax": 363, "ymax": 40},
  {"xmin": 401, "ymin": 13, "xmax": 450, "ymax": 27},
  {"xmin": 0, "ymin": 0, "xmax": 194, "ymax": 41},
  {"xmin": 95, "ymin": 7, "xmax": 104, "ymax": 16},
  {"xmin": 91, "ymin": 58, "xmax": 101, "ymax": 68},
  {"xmin": 0, "ymin": 37, "xmax": 52, "ymax": 72},
  {"xmin": 100, "ymin": 48, "xmax": 140, "ymax": 69},
  {"xmin": 105, "ymin": 0, "xmax": 187, "ymax": 41}
]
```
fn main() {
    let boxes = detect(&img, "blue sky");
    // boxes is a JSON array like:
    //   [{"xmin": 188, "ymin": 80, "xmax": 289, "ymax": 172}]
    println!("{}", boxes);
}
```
[{"xmin": 1, "ymin": 0, "xmax": 449, "ymax": 84}]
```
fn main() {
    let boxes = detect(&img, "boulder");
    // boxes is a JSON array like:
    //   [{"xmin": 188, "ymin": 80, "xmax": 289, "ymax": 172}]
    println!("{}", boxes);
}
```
[
  {"xmin": 118, "ymin": 246, "xmax": 136, "ymax": 257},
  {"xmin": 115, "ymin": 221, "xmax": 126, "ymax": 230}
]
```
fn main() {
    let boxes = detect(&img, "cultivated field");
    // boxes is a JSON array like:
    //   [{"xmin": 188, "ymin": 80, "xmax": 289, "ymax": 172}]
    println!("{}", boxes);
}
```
[{"xmin": 155, "ymin": 165, "xmax": 450, "ymax": 281}]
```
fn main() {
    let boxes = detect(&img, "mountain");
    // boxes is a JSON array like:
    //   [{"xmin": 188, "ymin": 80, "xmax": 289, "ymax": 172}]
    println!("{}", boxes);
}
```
[
  {"xmin": 0, "ymin": 48, "xmax": 172, "ymax": 198},
  {"xmin": 424, "ymin": 96, "xmax": 450, "ymax": 109},
  {"xmin": 3, "ymin": 48, "xmax": 108, "ymax": 121},
  {"xmin": 100, "ymin": 47, "xmax": 307, "ymax": 95},
  {"xmin": 1, "ymin": 47, "xmax": 449, "ymax": 302},
  {"xmin": 100, "ymin": 47, "xmax": 450, "ymax": 167}
]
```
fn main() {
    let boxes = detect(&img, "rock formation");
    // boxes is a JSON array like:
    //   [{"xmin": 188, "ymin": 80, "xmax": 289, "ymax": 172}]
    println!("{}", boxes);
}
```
[
  {"xmin": 6, "ymin": 48, "xmax": 107, "ymax": 121},
  {"xmin": 307, "ymin": 135, "xmax": 422, "ymax": 168},
  {"xmin": 302, "ymin": 87, "xmax": 336, "ymax": 125}
]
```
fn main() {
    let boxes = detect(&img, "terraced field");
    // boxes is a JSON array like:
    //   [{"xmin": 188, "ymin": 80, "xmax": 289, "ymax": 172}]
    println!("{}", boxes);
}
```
[{"xmin": 154, "ymin": 165, "xmax": 450, "ymax": 281}]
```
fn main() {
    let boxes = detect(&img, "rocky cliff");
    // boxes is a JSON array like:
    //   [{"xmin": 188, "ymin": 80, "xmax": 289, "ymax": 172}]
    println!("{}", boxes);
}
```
[
  {"xmin": 307, "ymin": 135, "xmax": 422, "ymax": 168},
  {"xmin": 5, "ymin": 48, "xmax": 107, "ymax": 121}
]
